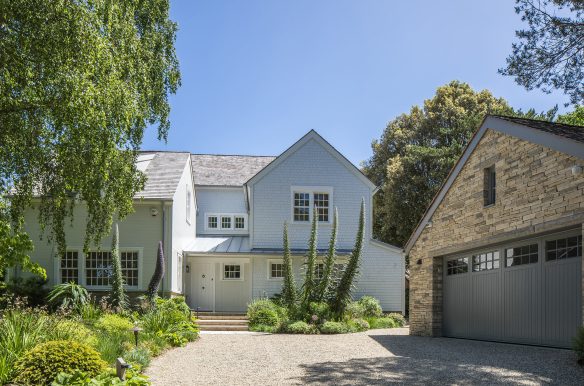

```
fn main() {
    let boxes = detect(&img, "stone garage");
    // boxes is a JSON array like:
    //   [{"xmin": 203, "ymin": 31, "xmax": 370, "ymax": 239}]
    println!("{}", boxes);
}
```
[{"xmin": 406, "ymin": 115, "xmax": 584, "ymax": 348}]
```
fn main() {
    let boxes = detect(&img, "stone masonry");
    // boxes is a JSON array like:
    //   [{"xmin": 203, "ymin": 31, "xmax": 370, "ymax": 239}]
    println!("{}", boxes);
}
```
[{"xmin": 409, "ymin": 129, "xmax": 584, "ymax": 336}]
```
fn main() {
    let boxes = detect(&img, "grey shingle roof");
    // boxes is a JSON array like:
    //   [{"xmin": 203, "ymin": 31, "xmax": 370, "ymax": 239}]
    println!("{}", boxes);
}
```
[
  {"xmin": 191, "ymin": 154, "xmax": 276, "ymax": 186},
  {"xmin": 492, "ymin": 115, "xmax": 584, "ymax": 144},
  {"xmin": 136, "ymin": 151, "xmax": 190, "ymax": 199}
]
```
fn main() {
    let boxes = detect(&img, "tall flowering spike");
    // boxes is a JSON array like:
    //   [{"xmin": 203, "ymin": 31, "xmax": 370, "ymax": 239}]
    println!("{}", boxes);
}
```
[
  {"xmin": 146, "ymin": 241, "xmax": 165, "ymax": 301},
  {"xmin": 109, "ymin": 223, "xmax": 128, "ymax": 310},
  {"xmin": 332, "ymin": 198, "xmax": 365, "ymax": 317},
  {"xmin": 301, "ymin": 206, "xmax": 318, "ymax": 308},
  {"xmin": 281, "ymin": 222, "xmax": 297, "ymax": 309},
  {"xmin": 318, "ymin": 207, "xmax": 337, "ymax": 302}
]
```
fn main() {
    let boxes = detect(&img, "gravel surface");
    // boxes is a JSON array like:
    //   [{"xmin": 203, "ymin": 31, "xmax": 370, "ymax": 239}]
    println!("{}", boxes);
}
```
[{"xmin": 146, "ymin": 327, "xmax": 584, "ymax": 385}]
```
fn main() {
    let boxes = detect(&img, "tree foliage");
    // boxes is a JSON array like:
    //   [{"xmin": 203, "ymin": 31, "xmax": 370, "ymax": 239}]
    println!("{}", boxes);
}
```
[
  {"xmin": 331, "ymin": 199, "xmax": 365, "ymax": 317},
  {"xmin": 281, "ymin": 222, "xmax": 297, "ymax": 309},
  {"xmin": 0, "ymin": 0, "xmax": 180, "ymax": 274},
  {"xmin": 109, "ymin": 223, "xmax": 127, "ymax": 311},
  {"xmin": 363, "ymin": 81, "xmax": 514, "ymax": 247},
  {"xmin": 500, "ymin": 0, "xmax": 584, "ymax": 105},
  {"xmin": 557, "ymin": 105, "xmax": 584, "ymax": 125}
]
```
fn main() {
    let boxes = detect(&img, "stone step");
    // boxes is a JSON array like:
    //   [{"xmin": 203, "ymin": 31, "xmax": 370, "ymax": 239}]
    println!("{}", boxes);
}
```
[
  {"xmin": 196, "ymin": 314, "xmax": 248, "ymax": 320},
  {"xmin": 197, "ymin": 319, "xmax": 248, "ymax": 325},
  {"xmin": 199, "ymin": 324, "xmax": 249, "ymax": 332}
]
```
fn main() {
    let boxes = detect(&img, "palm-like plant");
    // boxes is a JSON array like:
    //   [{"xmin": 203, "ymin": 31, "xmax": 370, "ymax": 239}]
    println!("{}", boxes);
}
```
[
  {"xmin": 317, "ymin": 207, "xmax": 337, "ymax": 302},
  {"xmin": 331, "ymin": 199, "xmax": 365, "ymax": 317},
  {"xmin": 281, "ymin": 222, "xmax": 297, "ymax": 310},
  {"xmin": 109, "ymin": 223, "xmax": 128, "ymax": 310},
  {"xmin": 46, "ymin": 281, "xmax": 89, "ymax": 310}
]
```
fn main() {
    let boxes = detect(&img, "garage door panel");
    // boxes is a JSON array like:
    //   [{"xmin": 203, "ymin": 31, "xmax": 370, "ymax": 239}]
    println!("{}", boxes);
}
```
[
  {"xmin": 542, "ymin": 258, "xmax": 582, "ymax": 347},
  {"xmin": 443, "ymin": 275, "xmax": 471, "ymax": 337},
  {"xmin": 502, "ymin": 266, "xmax": 540, "ymax": 343},
  {"xmin": 471, "ymin": 271, "xmax": 501, "ymax": 340}
]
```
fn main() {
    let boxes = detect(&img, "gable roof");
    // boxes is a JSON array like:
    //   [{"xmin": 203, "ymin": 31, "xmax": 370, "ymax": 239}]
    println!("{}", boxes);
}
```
[
  {"xmin": 404, "ymin": 115, "xmax": 584, "ymax": 254},
  {"xmin": 136, "ymin": 151, "xmax": 191, "ymax": 200},
  {"xmin": 191, "ymin": 154, "xmax": 276, "ymax": 187},
  {"xmin": 245, "ymin": 130, "xmax": 376, "ymax": 190}
]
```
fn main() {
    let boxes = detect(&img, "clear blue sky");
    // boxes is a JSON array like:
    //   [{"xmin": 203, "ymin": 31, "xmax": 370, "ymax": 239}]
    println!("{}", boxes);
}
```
[{"xmin": 142, "ymin": 0, "xmax": 567, "ymax": 165}]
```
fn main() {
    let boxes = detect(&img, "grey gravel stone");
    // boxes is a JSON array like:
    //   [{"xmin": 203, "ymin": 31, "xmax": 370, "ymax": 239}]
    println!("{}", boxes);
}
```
[{"xmin": 145, "ymin": 328, "xmax": 584, "ymax": 385}]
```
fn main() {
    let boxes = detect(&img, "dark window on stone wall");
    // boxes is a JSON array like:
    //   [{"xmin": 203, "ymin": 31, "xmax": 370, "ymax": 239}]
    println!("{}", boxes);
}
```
[{"xmin": 484, "ymin": 166, "xmax": 496, "ymax": 206}]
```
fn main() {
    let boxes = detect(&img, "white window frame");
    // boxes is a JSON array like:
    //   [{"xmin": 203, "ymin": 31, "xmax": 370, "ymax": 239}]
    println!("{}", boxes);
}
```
[
  {"xmin": 290, "ymin": 186, "xmax": 333, "ymax": 224},
  {"xmin": 205, "ymin": 213, "xmax": 248, "ymax": 231},
  {"xmin": 55, "ymin": 247, "xmax": 143, "ymax": 290},
  {"xmin": 221, "ymin": 263, "xmax": 244, "ymax": 281},
  {"xmin": 186, "ymin": 185, "xmax": 192, "ymax": 225},
  {"xmin": 267, "ymin": 259, "xmax": 284, "ymax": 280}
]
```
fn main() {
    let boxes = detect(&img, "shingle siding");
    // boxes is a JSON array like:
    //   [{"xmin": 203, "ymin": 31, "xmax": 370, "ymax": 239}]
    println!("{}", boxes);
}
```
[{"xmin": 195, "ymin": 187, "xmax": 248, "ymax": 236}]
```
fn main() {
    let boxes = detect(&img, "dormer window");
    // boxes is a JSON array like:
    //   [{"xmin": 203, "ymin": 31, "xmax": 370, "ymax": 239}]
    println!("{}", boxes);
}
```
[
  {"xmin": 205, "ymin": 213, "xmax": 247, "ymax": 231},
  {"xmin": 484, "ymin": 166, "xmax": 496, "ymax": 206},
  {"xmin": 291, "ymin": 187, "xmax": 333, "ymax": 223},
  {"xmin": 207, "ymin": 215, "xmax": 218, "ymax": 229},
  {"xmin": 221, "ymin": 216, "xmax": 232, "ymax": 229}
]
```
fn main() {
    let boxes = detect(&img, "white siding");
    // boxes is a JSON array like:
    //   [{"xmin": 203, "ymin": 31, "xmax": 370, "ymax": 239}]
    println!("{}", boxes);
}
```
[
  {"xmin": 250, "ymin": 138, "xmax": 372, "ymax": 250},
  {"xmin": 170, "ymin": 157, "xmax": 196, "ymax": 293},
  {"xmin": 195, "ymin": 187, "xmax": 248, "ymax": 236},
  {"xmin": 22, "ymin": 202, "xmax": 164, "ymax": 292}
]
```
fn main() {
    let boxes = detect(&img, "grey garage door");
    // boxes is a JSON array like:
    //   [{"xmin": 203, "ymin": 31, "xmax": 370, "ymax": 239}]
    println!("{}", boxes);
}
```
[{"xmin": 443, "ymin": 230, "xmax": 582, "ymax": 348}]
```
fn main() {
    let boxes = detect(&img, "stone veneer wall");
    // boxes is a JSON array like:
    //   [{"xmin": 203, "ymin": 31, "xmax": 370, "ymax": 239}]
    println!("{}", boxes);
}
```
[{"xmin": 409, "ymin": 129, "xmax": 584, "ymax": 336}]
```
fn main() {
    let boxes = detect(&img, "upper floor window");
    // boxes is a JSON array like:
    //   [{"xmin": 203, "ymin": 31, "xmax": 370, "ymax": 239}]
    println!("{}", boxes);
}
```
[
  {"xmin": 291, "ymin": 187, "xmax": 333, "ymax": 223},
  {"xmin": 484, "ymin": 166, "xmax": 496, "ymax": 206},
  {"xmin": 205, "ymin": 213, "xmax": 247, "ymax": 231}
]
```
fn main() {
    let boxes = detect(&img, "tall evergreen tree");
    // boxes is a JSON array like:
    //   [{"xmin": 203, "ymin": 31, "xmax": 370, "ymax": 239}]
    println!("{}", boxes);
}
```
[
  {"xmin": 332, "ymin": 199, "xmax": 365, "ymax": 317},
  {"xmin": 301, "ymin": 206, "xmax": 318, "ymax": 308},
  {"xmin": 109, "ymin": 223, "xmax": 127, "ymax": 311},
  {"xmin": 281, "ymin": 222, "xmax": 297, "ymax": 309},
  {"xmin": 317, "ymin": 207, "xmax": 337, "ymax": 302}
]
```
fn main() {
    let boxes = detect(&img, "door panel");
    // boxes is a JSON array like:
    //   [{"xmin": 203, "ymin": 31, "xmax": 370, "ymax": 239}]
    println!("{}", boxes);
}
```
[{"xmin": 190, "ymin": 262, "xmax": 215, "ymax": 311}]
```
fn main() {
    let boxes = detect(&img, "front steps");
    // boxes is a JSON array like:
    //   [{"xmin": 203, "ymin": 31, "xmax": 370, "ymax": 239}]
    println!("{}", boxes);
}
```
[{"xmin": 195, "ymin": 312, "xmax": 249, "ymax": 332}]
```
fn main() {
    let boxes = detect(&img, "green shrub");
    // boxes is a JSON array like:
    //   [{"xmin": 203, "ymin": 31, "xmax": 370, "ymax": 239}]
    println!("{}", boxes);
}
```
[
  {"xmin": 249, "ymin": 324, "xmax": 278, "ymax": 333},
  {"xmin": 247, "ymin": 299, "xmax": 284, "ymax": 327},
  {"xmin": 156, "ymin": 297, "xmax": 191, "ymax": 317},
  {"xmin": 358, "ymin": 296, "xmax": 383, "ymax": 317},
  {"xmin": 320, "ymin": 321, "xmax": 348, "ymax": 334},
  {"xmin": 123, "ymin": 346, "xmax": 151, "ymax": 371},
  {"xmin": 308, "ymin": 302, "xmax": 331, "ymax": 323},
  {"xmin": 344, "ymin": 301, "xmax": 365, "ymax": 319},
  {"xmin": 14, "ymin": 340, "xmax": 106, "ymax": 385},
  {"xmin": 387, "ymin": 312, "xmax": 406, "ymax": 327},
  {"xmin": 286, "ymin": 321, "xmax": 316, "ymax": 334},
  {"xmin": 52, "ymin": 368, "xmax": 150, "ymax": 386},
  {"xmin": 0, "ymin": 277, "xmax": 50, "ymax": 308},
  {"xmin": 573, "ymin": 326, "xmax": 584, "ymax": 362},
  {"xmin": 95, "ymin": 330, "xmax": 128, "ymax": 365},
  {"xmin": 78, "ymin": 302, "xmax": 102, "ymax": 322},
  {"xmin": 95, "ymin": 314, "xmax": 133, "ymax": 334},
  {"xmin": 54, "ymin": 320, "xmax": 98, "ymax": 347},
  {"xmin": 347, "ymin": 318, "xmax": 370, "ymax": 332},
  {"xmin": 367, "ymin": 317, "xmax": 397, "ymax": 329}
]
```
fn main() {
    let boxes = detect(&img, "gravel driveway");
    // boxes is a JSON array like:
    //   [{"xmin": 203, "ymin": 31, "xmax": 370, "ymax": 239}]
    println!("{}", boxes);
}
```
[{"xmin": 146, "ymin": 328, "xmax": 584, "ymax": 385}]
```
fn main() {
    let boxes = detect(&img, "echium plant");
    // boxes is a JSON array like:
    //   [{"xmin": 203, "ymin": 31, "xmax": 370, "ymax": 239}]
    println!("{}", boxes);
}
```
[
  {"xmin": 109, "ymin": 223, "xmax": 128, "ymax": 311},
  {"xmin": 317, "ymin": 207, "xmax": 337, "ymax": 302},
  {"xmin": 332, "ymin": 199, "xmax": 365, "ymax": 317},
  {"xmin": 145, "ymin": 241, "xmax": 165, "ymax": 301},
  {"xmin": 281, "ymin": 222, "xmax": 297, "ymax": 310},
  {"xmin": 301, "ymin": 206, "xmax": 319, "ymax": 310}
]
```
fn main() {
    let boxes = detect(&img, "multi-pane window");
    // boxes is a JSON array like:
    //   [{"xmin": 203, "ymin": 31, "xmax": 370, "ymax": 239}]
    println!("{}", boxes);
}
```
[
  {"xmin": 121, "ymin": 251, "xmax": 139, "ymax": 287},
  {"xmin": 546, "ymin": 235, "xmax": 582, "ymax": 261},
  {"xmin": 235, "ymin": 216, "xmax": 245, "ymax": 229},
  {"xmin": 506, "ymin": 244, "xmax": 538, "ymax": 267},
  {"xmin": 293, "ymin": 193, "xmax": 310, "ymax": 222},
  {"xmin": 314, "ymin": 193, "xmax": 329, "ymax": 222},
  {"xmin": 60, "ymin": 251, "xmax": 79, "ymax": 283},
  {"xmin": 270, "ymin": 262, "xmax": 284, "ymax": 279},
  {"xmin": 86, "ymin": 251, "xmax": 113, "ymax": 286},
  {"xmin": 221, "ymin": 216, "xmax": 232, "ymax": 229},
  {"xmin": 484, "ymin": 166, "xmax": 496, "ymax": 206},
  {"xmin": 224, "ymin": 264, "xmax": 241, "ymax": 280},
  {"xmin": 315, "ymin": 263, "xmax": 325, "ymax": 279},
  {"xmin": 447, "ymin": 257, "xmax": 468, "ymax": 275},
  {"xmin": 472, "ymin": 251, "xmax": 500, "ymax": 272},
  {"xmin": 86, "ymin": 250, "xmax": 139, "ymax": 287},
  {"xmin": 207, "ymin": 216, "xmax": 218, "ymax": 229}
]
